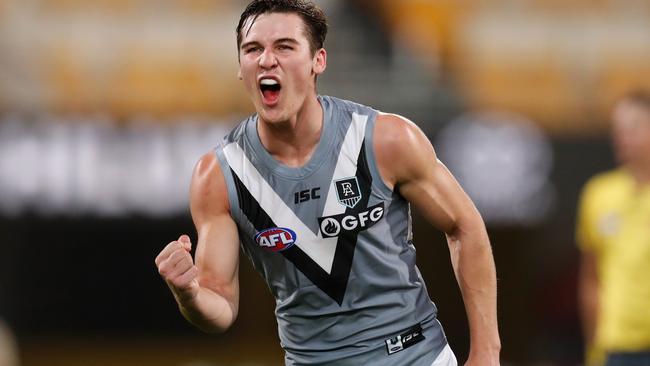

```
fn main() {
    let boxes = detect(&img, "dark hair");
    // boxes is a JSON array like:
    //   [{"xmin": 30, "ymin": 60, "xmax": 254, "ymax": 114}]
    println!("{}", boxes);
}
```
[
  {"xmin": 236, "ymin": 0, "xmax": 328, "ymax": 55},
  {"xmin": 622, "ymin": 89, "xmax": 650, "ymax": 113}
]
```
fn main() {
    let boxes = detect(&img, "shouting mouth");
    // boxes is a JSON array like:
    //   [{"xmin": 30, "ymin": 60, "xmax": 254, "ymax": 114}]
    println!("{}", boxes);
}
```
[{"xmin": 259, "ymin": 77, "xmax": 281, "ymax": 106}]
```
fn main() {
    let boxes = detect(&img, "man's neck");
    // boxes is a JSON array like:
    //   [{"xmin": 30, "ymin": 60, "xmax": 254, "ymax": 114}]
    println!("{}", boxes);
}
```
[
  {"xmin": 627, "ymin": 162, "xmax": 650, "ymax": 187},
  {"xmin": 257, "ymin": 95, "xmax": 324, "ymax": 168}
]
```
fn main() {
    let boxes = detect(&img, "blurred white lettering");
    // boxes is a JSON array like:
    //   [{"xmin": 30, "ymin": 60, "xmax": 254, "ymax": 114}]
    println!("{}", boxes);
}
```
[{"xmin": 0, "ymin": 115, "xmax": 230, "ymax": 217}]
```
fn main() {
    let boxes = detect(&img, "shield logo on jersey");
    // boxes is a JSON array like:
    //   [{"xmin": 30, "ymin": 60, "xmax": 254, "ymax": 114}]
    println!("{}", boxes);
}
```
[{"xmin": 335, "ymin": 177, "xmax": 361, "ymax": 208}]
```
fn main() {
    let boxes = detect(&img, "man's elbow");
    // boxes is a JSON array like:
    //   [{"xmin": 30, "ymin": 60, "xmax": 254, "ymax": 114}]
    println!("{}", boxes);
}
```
[
  {"xmin": 189, "ymin": 309, "xmax": 238, "ymax": 334},
  {"xmin": 196, "ymin": 321, "xmax": 234, "ymax": 334},
  {"xmin": 445, "ymin": 214, "xmax": 489, "ymax": 246}
]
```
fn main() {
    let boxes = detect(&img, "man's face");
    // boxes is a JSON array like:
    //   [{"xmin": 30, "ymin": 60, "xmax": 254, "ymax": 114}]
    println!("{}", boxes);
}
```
[
  {"xmin": 612, "ymin": 100, "xmax": 650, "ymax": 167},
  {"xmin": 237, "ymin": 12, "xmax": 326, "ymax": 124}
]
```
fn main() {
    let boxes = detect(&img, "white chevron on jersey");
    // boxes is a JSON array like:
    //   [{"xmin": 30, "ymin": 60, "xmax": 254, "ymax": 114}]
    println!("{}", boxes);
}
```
[
  {"xmin": 224, "ymin": 142, "xmax": 336, "ymax": 271},
  {"xmin": 323, "ymin": 112, "xmax": 368, "ymax": 215},
  {"xmin": 223, "ymin": 112, "xmax": 368, "ymax": 274}
]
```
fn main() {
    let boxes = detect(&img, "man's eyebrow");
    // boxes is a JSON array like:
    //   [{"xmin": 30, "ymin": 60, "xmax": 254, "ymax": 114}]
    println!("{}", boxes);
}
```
[
  {"xmin": 241, "ymin": 38, "xmax": 300, "ymax": 50},
  {"xmin": 240, "ymin": 41, "xmax": 261, "ymax": 50},
  {"xmin": 275, "ymin": 38, "xmax": 299, "ymax": 45}
]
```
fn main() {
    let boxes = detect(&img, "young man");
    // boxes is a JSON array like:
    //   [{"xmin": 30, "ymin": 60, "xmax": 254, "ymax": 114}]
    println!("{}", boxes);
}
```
[
  {"xmin": 577, "ymin": 90, "xmax": 650, "ymax": 366},
  {"xmin": 155, "ymin": 1, "xmax": 500, "ymax": 364}
]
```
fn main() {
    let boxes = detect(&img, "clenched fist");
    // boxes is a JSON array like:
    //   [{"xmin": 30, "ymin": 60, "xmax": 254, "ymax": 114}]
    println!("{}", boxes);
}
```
[{"xmin": 155, "ymin": 235, "xmax": 199, "ymax": 302}]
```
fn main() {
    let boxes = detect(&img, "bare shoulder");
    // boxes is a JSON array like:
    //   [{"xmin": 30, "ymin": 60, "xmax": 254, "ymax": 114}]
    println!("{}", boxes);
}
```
[
  {"xmin": 374, "ymin": 113, "xmax": 436, "ymax": 189},
  {"xmin": 375, "ymin": 112, "xmax": 421, "ymax": 140},
  {"xmin": 190, "ymin": 150, "xmax": 230, "ymax": 218}
]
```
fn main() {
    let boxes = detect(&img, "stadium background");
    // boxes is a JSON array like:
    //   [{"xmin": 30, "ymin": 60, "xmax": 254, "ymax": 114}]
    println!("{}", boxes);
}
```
[{"xmin": 1, "ymin": 0, "xmax": 649, "ymax": 365}]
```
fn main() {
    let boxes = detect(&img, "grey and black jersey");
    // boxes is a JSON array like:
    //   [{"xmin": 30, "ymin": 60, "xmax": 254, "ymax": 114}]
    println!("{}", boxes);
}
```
[{"xmin": 215, "ymin": 96, "xmax": 448, "ymax": 365}]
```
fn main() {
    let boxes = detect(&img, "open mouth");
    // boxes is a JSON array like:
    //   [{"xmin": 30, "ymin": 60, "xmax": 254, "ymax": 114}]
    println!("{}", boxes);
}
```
[{"xmin": 260, "ymin": 78, "xmax": 281, "ymax": 105}]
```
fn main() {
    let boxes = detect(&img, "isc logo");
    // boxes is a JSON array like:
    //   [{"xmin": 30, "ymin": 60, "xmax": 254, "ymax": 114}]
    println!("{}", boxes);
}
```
[{"xmin": 254, "ymin": 227, "xmax": 297, "ymax": 252}]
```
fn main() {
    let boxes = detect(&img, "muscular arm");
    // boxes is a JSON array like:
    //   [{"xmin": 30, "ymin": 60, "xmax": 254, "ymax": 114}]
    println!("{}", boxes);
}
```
[
  {"xmin": 374, "ymin": 114, "xmax": 500, "ymax": 363},
  {"xmin": 156, "ymin": 151, "xmax": 240, "ymax": 333}
]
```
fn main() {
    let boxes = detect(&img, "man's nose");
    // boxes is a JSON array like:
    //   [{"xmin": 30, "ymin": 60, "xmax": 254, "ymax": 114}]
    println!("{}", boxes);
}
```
[{"xmin": 259, "ymin": 49, "xmax": 277, "ymax": 69}]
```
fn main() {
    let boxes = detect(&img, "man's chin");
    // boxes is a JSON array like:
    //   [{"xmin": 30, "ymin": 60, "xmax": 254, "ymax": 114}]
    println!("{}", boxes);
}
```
[{"xmin": 258, "ymin": 109, "xmax": 287, "ymax": 125}]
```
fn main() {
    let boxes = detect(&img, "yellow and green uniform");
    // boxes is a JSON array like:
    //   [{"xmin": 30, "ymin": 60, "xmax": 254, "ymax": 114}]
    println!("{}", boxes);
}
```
[{"xmin": 577, "ymin": 169, "xmax": 650, "ymax": 364}]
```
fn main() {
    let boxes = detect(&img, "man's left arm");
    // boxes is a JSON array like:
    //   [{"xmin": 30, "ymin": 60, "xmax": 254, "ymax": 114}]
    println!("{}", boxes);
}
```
[{"xmin": 374, "ymin": 114, "xmax": 500, "ymax": 365}]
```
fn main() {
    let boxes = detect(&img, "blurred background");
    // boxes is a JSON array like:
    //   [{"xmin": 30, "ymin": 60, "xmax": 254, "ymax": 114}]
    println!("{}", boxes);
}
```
[{"xmin": 1, "ymin": 0, "xmax": 649, "ymax": 365}]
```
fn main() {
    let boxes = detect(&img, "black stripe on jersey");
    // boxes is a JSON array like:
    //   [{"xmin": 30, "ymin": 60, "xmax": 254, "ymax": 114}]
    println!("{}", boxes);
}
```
[
  {"xmin": 327, "ymin": 140, "xmax": 373, "ymax": 304},
  {"xmin": 231, "ymin": 168, "xmax": 273, "ymax": 229},
  {"xmin": 229, "ymin": 140, "xmax": 373, "ymax": 305},
  {"xmin": 230, "ymin": 169, "xmax": 334, "ymax": 300}
]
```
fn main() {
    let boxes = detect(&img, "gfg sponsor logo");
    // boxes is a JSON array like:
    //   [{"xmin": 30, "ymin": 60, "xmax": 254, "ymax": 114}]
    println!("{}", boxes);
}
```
[
  {"xmin": 254, "ymin": 227, "xmax": 297, "ymax": 252},
  {"xmin": 318, "ymin": 203, "xmax": 385, "ymax": 238}
]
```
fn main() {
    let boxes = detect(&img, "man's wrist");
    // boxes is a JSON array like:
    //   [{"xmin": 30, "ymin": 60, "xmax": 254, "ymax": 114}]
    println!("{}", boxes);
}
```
[
  {"xmin": 168, "ymin": 282, "xmax": 200, "ymax": 305},
  {"xmin": 468, "ymin": 341, "xmax": 501, "ymax": 359}
]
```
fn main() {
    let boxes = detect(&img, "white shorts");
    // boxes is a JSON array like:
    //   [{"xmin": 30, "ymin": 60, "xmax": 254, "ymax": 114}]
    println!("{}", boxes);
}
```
[{"xmin": 431, "ymin": 344, "xmax": 458, "ymax": 366}]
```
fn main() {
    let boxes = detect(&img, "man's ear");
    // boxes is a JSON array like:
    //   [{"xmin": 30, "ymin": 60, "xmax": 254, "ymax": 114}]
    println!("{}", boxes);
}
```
[
  {"xmin": 237, "ymin": 69, "xmax": 243, "ymax": 80},
  {"xmin": 313, "ymin": 48, "xmax": 327, "ymax": 75}
]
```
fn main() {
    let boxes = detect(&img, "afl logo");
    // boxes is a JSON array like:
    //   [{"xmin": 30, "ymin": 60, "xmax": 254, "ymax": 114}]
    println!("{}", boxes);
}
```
[{"xmin": 254, "ymin": 227, "xmax": 297, "ymax": 252}]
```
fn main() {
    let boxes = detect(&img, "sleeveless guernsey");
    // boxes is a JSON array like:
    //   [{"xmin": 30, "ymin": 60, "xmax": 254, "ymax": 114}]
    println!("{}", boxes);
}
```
[{"xmin": 214, "ymin": 95, "xmax": 448, "ymax": 365}]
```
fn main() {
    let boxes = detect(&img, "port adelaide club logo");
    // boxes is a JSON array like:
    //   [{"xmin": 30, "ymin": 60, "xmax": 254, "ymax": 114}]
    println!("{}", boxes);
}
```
[
  {"xmin": 318, "ymin": 176, "xmax": 385, "ymax": 238},
  {"xmin": 335, "ymin": 177, "xmax": 361, "ymax": 208}
]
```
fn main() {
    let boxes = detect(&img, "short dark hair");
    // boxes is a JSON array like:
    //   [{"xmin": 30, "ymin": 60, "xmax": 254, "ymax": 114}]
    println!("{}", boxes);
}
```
[
  {"xmin": 236, "ymin": 0, "xmax": 328, "ymax": 55},
  {"xmin": 622, "ymin": 89, "xmax": 650, "ymax": 114}
]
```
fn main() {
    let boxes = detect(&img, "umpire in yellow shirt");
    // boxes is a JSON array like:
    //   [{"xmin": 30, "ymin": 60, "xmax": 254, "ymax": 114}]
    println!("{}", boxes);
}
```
[{"xmin": 577, "ymin": 89, "xmax": 650, "ymax": 366}]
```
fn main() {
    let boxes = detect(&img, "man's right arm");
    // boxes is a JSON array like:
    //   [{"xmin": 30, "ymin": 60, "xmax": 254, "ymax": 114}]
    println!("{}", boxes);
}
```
[
  {"xmin": 576, "ymin": 181, "xmax": 602, "ymax": 365},
  {"xmin": 155, "ymin": 151, "xmax": 240, "ymax": 333},
  {"xmin": 579, "ymin": 250, "xmax": 599, "ymax": 348}
]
